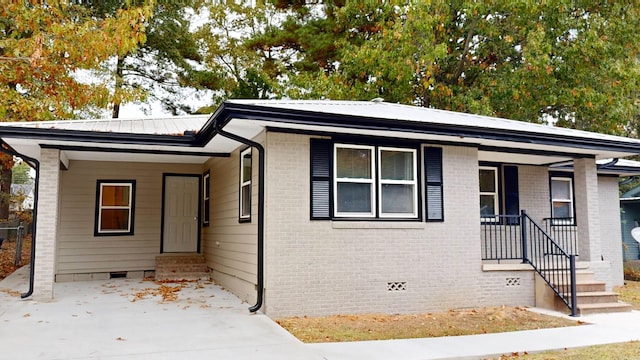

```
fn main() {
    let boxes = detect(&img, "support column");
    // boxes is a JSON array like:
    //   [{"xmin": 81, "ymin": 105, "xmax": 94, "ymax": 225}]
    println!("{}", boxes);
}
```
[
  {"xmin": 33, "ymin": 148, "xmax": 60, "ymax": 301},
  {"xmin": 573, "ymin": 158, "xmax": 601, "ymax": 262}
]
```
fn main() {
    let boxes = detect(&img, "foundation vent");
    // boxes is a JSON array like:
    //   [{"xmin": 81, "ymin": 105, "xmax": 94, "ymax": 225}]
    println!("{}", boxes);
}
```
[
  {"xmin": 505, "ymin": 277, "xmax": 521, "ymax": 287},
  {"xmin": 387, "ymin": 282, "xmax": 407, "ymax": 291}
]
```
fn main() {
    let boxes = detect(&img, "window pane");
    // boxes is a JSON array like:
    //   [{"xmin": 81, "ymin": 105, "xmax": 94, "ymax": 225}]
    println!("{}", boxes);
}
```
[
  {"xmin": 380, "ymin": 150, "xmax": 413, "ymax": 180},
  {"xmin": 101, "ymin": 186, "xmax": 130, "ymax": 206},
  {"xmin": 479, "ymin": 169, "xmax": 496, "ymax": 192},
  {"xmin": 242, "ymin": 152, "xmax": 252, "ymax": 183},
  {"xmin": 336, "ymin": 182, "xmax": 372, "ymax": 213},
  {"xmin": 336, "ymin": 147, "xmax": 372, "ymax": 179},
  {"xmin": 381, "ymin": 184, "xmax": 414, "ymax": 214},
  {"xmin": 553, "ymin": 201, "xmax": 571, "ymax": 218},
  {"xmin": 101, "ymin": 209, "xmax": 130, "ymax": 230},
  {"xmin": 551, "ymin": 179, "xmax": 570, "ymax": 199},
  {"xmin": 480, "ymin": 195, "xmax": 496, "ymax": 216},
  {"xmin": 241, "ymin": 184, "xmax": 251, "ymax": 217}
]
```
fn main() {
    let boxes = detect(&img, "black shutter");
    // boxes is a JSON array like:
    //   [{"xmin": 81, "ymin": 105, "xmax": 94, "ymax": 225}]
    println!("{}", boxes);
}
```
[
  {"xmin": 310, "ymin": 139, "xmax": 332, "ymax": 219},
  {"xmin": 503, "ymin": 165, "xmax": 519, "ymax": 224},
  {"xmin": 424, "ymin": 147, "xmax": 444, "ymax": 221}
]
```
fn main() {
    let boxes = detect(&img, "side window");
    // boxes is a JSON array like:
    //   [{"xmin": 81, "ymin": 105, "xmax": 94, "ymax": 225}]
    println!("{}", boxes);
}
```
[
  {"xmin": 239, "ymin": 147, "xmax": 252, "ymax": 222},
  {"xmin": 479, "ymin": 165, "xmax": 519, "ymax": 223},
  {"xmin": 479, "ymin": 166, "xmax": 499, "ymax": 220},
  {"xmin": 550, "ymin": 176, "xmax": 574, "ymax": 223},
  {"xmin": 203, "ymin": 171, "xmax": 210, "ymax": 227},
  {"xmin": 95, "ymin": 180, "xmax": 135, "ymax": 236}
]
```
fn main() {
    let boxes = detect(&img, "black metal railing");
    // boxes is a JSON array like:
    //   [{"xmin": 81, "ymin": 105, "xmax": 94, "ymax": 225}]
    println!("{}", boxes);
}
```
[
  {"xmin": 522, "ymin": 211, "xmax": 577, "ymax": 316},
  {"xmin": 542, "ymin": 217, "xmax": 578, "ymax": 256},
  {"xmin": 481, "ymin": 211, "xmax": 577, "ymax": 316},
  {"xmin": 481, "ymin": 215, "xmax": 523, "ymax": 261}
]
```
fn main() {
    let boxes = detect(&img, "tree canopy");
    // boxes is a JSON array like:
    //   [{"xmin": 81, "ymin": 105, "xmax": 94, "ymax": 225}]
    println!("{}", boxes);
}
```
[{"xmin": 249, "ymin": 1, "xmax": 640, "ymax": 135}]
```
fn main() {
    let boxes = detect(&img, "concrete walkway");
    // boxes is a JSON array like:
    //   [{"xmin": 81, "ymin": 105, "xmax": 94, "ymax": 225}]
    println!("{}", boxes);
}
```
[{"xmin": 1, "ymin": 267, "xmax": 639, "ymax": 360}]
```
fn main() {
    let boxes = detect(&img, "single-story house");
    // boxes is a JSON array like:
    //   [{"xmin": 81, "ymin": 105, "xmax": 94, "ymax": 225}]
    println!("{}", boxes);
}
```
[
  {"xmin": 619, "ymin": 173, "xmax": 640, "ymax": 261},
  {"xmin": 1, "ymin": 100, "xmax": 639, "ymax": 317}
]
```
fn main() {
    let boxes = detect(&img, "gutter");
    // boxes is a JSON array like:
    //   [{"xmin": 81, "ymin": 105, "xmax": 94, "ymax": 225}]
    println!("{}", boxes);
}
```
[
  {"xmin": 212, "ymin": 120, "xmax": 265, "ymax": 313},
  {"xmin": 0, "ymin": 141, "xmax": 39, "ymax": 299}
]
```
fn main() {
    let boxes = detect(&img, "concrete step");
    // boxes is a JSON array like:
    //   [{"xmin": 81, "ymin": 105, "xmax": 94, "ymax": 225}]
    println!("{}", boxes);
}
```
[
  {"xmin": 556, "ymin": 281, "xmax": 606, "ymax": 293},
  {"xmin": 543, "ymin": 270, "xmax": 595, "ymax": 283},
  {"xmin": 575, "ymin": 291, "xmax": 621, "ymax": 304},
  {"xmin": 577, "ymin": 302, "xmax": 633, "ymax": 315},
  {"xmin": 156, "ymin": 254, "xmax": 206, "ymax": 265}
]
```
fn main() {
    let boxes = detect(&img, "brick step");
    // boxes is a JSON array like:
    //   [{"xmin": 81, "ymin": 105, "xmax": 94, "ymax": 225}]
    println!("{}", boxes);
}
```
[
  {"xmin": 577, "ymin": 302, "xmax": 633, "ymax": 315},
  {"xmin": 155, "ymin": 272, "xmax": 210, "ymax": 281},
  {"xmin": 155, "ymin": 254, "xmax": 209, "ymax": 281},
  {"xmin": 155, "ymin": 254, "xmax": 206, "ymax": 265}
]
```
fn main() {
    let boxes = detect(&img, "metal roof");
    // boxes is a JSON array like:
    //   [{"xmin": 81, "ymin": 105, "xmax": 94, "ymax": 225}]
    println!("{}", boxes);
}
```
[{"xmin": 2, "ymin": 99, "xmax": 640, "ymax": 166}]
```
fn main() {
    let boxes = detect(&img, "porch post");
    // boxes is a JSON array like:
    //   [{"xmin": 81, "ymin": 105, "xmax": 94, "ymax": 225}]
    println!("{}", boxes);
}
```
[
  {"xmin": 33, "ymin": 148, "xmax": 61, "ymax": 301},
  {"xmin": 573, "ymin": 158, "xmax": 601, "ymax": 262}
]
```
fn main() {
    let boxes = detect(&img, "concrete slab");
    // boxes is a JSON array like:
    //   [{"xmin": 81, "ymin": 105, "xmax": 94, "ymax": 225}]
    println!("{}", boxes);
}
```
[
  {"xmin": 0, "ymin": 267, "xmax": 323, "ymax": 360},
  {"xmin": 3, "ymin": 267, "xmax": 640, "ymax": 360}
]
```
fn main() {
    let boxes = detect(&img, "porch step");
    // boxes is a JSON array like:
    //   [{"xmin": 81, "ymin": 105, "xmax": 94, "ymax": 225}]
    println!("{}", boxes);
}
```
[
  {"xmin": 575, "ymin": 291, "xmax": 621, "ymax": 304},
  {"xmin": 155, "ymin": 254, "xmax": 210, "ymax": 281},
  {"xmin": 557, "ymin": 281, "xmax": 606, "ymax": 293},
  {"xmin": 577, "ymin": 302, "xmax": 634, "ymax": 315}
]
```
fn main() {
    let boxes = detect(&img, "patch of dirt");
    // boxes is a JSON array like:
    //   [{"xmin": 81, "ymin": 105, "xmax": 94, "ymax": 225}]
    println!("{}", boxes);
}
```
[
  {"xmin": 276, "ymin": 306, "xmax": 581, "ymax": 343},
  {"xmin": 0, "ymin": 235, "xmax": 32, "ymax": 281}
]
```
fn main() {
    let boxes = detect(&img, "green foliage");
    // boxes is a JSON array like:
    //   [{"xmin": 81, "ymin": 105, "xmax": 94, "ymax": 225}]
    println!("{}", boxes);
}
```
[
  {"xmin": 11, "ymin": 162, "xmax": 31, "ymax": 185},
  {"xmin": 250, "ymin": 1, "xmax": 640, "ymax": 135}
]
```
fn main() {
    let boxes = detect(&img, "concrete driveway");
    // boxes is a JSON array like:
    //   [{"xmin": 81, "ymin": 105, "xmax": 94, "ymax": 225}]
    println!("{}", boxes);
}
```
[{"xmin": 0, "ymin": 267, "xmax": 323, "ymax": 360}]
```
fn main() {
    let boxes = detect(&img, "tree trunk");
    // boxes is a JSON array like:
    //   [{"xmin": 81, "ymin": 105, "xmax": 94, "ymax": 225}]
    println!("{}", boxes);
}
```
[{"xmin": 112, "ymin": 55, "xmax": 125, "ymax": 119}]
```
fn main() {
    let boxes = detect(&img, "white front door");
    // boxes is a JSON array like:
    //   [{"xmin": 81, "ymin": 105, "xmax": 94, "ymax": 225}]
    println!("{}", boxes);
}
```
[{"xmin": 163, "ymin": 175, "xmax": 199, "ymax": 253}]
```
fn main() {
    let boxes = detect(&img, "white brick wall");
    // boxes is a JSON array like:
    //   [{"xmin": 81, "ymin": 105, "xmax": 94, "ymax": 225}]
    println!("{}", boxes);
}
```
[
  {"xmin": 574, "ymin": 158, "xmax": 601, "ymax": 261},
  {"xmin": 34, "ymin": 148, "xmax": 60, "ymax": 300},
  {"xmin": 263, "ymin": 133, "xmax": 498, "ymax": 317},
  {"xmin": 598, "ymin": 176, "xmax": 624, "ymax": 287}
]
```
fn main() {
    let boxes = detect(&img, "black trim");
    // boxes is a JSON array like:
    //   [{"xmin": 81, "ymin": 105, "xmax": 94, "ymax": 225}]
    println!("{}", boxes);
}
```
[
  {"xmin": 239, "ymin": 147, "xmax": 252, "ymax": 223},
  {"xmin": 203, "ymin": 170, "xmax": 211, "ymax": 227},
  {"xmin": 207, "ymin": 101, "xmax": 640, "ymax": 154},
  {"xmin": 40, "ymin": 144, "xmax": 229, "ymax": 158},
  {"xmin": 310, "ymin": 139, "xmax": 332, "ymax": 220},
  {"xmin": 94, "ymin": 180, "xmax": 137, "ymax": 237},
  {"xmin": 424, "ymin": 147, "xmax": 444, "ymax": 222},
  {"xmin": 160, "ymin": 174, "xmax": 202, "ymax": 253}
]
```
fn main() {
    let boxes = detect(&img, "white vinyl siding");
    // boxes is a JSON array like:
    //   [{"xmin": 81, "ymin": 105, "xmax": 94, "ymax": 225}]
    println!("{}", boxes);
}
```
[{"xmin": 57, "ymin": 161, "xmax": 202, "ymax": 275}]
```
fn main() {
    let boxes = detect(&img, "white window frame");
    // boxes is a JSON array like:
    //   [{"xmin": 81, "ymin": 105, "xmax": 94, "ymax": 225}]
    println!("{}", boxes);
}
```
[
  {"xmin": 334, "ymin": 144, "xmax": 376, "ymax": 218},
  {"xmin": 479, "ymin": 166, "xmax": 499, "ymax": 222},
  {"xmin": 378, "ymin": 147, "xmax": 418, "ymax": 218},
  {"xmin": 550, "ymin": 176, "xmax": 574, "ymax": 224},
  {"xmin": 96, "ymin": 181, "xmax": 134, "ymax": 235},
  {"xmin": 239, "ymin": 147, "xmax": 252, "ymax": 221},
  {"xmin": 203, "ymin": 172, "xmax": 210, "ymax": 226}
]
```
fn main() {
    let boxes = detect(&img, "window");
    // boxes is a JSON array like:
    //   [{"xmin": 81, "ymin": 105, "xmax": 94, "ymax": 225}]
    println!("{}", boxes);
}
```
[
  {"xmin": 334, "ymin": 145, "xmax": 375, "ymax": 217},
  {"xmin": 239, "ymin": 147, "xmax": 252, "ymax": 221},
  {"xmin": 331, "ymin": 143, "xmax": 417, "ymax": 219},
  {"xmin": 95, "ymin": 180, "xmax": 135, "ymax": 236},
  {"xmin": 479, "ymin": 164, "xmax": 519, "ymax": 223},
  {"xmin": 378, "ymin": 147, "xmax": 418, "ymax": 218},
  {"xmin": 550, "ymin": 176, "xmax": 574, "ymax": 222},
  {"xmin": 203, "ymin": 171, "xmax": 210, "ymax": 227},
  {"xmin": 479, "ymin": 167, "xmax": 499, "ymax": 220}
]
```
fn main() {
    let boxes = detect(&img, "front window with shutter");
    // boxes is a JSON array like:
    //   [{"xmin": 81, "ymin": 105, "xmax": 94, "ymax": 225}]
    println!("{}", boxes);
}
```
[{"xmin": 310, "ymin": 139, "xmax": 426, "ymax": 220}]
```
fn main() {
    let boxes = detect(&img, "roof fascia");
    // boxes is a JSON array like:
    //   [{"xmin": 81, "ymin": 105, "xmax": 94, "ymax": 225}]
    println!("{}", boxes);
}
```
[
  {"xmin": 0, "ymin": 126, "xmax": 198, "ymax": 147},
  {"xmin": 205, "ymin": 101, "xmax": 640, "ymax": 155}
]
